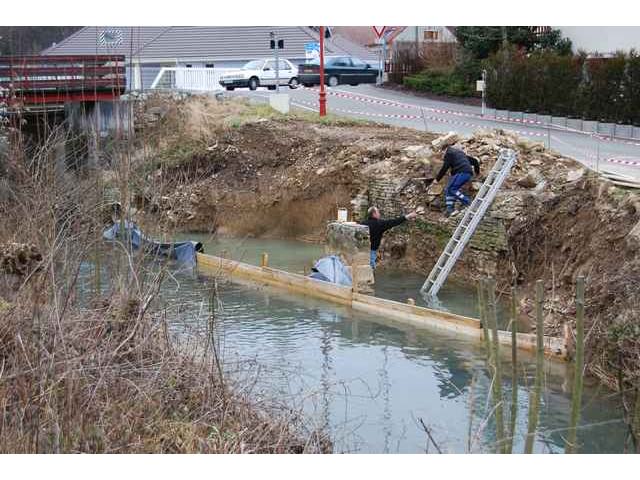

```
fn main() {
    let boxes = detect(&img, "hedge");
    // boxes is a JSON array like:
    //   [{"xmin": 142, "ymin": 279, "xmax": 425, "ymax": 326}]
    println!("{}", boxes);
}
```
[
  {"xmin": 485, "ymin": 46, "xmax": 640, "ymax": 125},
  {"xmin": 403, "ymin": 69, "xmax": 475, "ymax": 97}
]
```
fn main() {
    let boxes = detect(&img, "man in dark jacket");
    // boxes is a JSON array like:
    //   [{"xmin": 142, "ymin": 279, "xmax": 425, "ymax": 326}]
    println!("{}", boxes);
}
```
[
  {"xmin": 360, "ymin": 207, "xmax": 416, "ymax": 269},
  {"xmin": 433, "ymin": 146, "xmax": 481, "ymax": 218}
]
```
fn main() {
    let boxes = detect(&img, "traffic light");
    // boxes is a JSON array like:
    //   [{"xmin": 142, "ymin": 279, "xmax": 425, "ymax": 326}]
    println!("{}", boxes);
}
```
[{"xmin": 270, "ymin": 39, "xmax": 284, "ymax": 49}]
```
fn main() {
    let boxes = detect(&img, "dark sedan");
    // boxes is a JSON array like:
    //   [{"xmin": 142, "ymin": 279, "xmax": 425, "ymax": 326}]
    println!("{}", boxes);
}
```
[{"xmin": 298, "ymin": 56, "xmax": 379, "ymax": 87}]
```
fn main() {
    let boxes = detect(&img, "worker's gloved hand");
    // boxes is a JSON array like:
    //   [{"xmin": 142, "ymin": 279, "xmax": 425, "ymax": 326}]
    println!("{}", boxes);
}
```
[{"xmin": 405, "ymin": 212, "xmax": 417, "ymax": 221}]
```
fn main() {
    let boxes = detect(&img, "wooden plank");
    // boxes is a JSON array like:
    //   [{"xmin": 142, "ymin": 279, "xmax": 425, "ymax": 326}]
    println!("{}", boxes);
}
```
[
  {"xmin": 353, "ymin": 297, "xmax": 483, "ymax": 338},
  {"xmin": 197, "ymin": 253, "xmax": 353, "ymax": 306},
  {"xmin": 196, "ymin": 253, "xmax": 567, "ymax": 360},
  {"xmin": 495, "ymin": 330, "xmax": 566, "ymax": 360},
  {"xmin": 353, "ymin": 293, "xmax": 481, "ymax": 329}
]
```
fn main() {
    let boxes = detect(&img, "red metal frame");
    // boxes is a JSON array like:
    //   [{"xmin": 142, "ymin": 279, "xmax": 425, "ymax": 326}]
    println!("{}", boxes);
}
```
[{"xmin": 0, "ymin": 54, "xmax": 126, "ymax": 107}]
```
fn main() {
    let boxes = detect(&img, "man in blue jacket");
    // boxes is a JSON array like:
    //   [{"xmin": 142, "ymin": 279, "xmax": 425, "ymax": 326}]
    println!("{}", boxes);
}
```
[{"xmin": 432, "ymin": 145, "xmax": 480, "ymax": 218}]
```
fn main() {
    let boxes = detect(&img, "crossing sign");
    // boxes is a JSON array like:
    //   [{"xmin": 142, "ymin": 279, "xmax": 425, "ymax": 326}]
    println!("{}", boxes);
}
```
[{"xmin": 372, "ymin": 26, "xmax": 387, "ymax": 39}]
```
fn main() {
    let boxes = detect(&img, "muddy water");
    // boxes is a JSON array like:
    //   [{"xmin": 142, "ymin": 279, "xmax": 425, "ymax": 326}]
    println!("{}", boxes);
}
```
[{"xmin": 150, "ymin": 235, "xmax": 627, "ymax": 453}]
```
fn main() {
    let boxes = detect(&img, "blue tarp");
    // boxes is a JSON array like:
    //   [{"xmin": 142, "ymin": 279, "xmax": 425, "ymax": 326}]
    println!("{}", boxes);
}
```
[
  {"xmin": 103, "ymin": 221, "xmax": 203, "ymax": 266},
  {"xmin": 309, "ymin": 255, "xmax": 352, "ymax": 287}
]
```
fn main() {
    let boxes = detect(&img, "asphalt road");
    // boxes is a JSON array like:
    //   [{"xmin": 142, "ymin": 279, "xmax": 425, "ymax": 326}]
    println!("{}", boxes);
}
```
[{"xmin": 230, "ymin": 84, "xmax": 640, "ymax": 181}]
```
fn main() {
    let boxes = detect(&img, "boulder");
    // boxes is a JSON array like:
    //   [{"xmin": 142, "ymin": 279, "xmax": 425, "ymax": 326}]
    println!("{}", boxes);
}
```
[
  {"xmin": 403, "ymin": 145, "xmax": 432, "ymax": 159},
  {"xmin": 428, "ymin": 182, "xmax": 444, "ymax": 196},
  {"xmin": 517, "ymin": 168, "xmax": 543, "ymax": 189},
  {"xmin": 566, "ymin": 168, "xmax": 585, "ymax": 182}
]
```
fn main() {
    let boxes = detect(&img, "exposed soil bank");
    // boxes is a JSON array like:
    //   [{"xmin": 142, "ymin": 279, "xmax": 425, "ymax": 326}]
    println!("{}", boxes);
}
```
[{"xmin": 132, "ymin": 94, "xmax": 640, "ymax": 388}]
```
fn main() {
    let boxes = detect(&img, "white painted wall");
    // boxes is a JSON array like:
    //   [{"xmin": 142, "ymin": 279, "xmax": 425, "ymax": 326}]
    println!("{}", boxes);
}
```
[
  {"xmin": 557, "ymin": 26, "xmax": 640, "ymax": 54},
  {"xmin": 394, "ymin": 26, "xmax": 457, "ymax": 44}
]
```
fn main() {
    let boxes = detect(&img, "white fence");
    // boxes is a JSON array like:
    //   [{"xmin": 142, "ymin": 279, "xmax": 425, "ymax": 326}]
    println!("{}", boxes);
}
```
[{"xmin": 150, "ymin": 67, "xmax": 234, "ymax": 93}]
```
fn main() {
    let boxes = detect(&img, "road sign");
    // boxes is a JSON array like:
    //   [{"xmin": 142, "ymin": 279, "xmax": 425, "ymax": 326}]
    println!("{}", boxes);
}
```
[
  {"xmin": 476, "ymin": 80, "xmax": 485, "ymax": 92},
  {"xmin": 372, "ymin": 26, "xmax": 387, "ymax": 39},
  {"xmin": 305, "ymin": 42, "xmax": 320, "ymax": 62}
]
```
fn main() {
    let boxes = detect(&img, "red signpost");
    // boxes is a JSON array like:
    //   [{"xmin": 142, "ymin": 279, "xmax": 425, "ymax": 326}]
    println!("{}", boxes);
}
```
[{"xmin": 319, "ymin": 26, "xmax": 327, "ymax": 117}]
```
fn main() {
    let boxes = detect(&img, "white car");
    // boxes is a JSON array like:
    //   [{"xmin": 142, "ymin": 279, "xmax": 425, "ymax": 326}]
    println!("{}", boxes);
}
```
[{"xmin": 219, "ymin": 58, "xmax": 299, "ymax": 91}]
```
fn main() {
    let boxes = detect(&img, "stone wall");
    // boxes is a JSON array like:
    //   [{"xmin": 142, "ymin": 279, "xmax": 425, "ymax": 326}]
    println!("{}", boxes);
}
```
[
  {"xmin": 325, "ymin": 221, "xmax": 370, "ymax": 263},
  {"xmin": 367, "ymin": 179, "xmax": 404, "ymax": 218},
  {"xmin": 325, "ymin": 221, "xmax": 374, "ymax": 291},
  {"xmin": 355, "ymin": 178, "xmax": 513, "ymax": 281},
  {"xmin": 389, "ymin": 214, "xmax": 509, "ymax": 280}
]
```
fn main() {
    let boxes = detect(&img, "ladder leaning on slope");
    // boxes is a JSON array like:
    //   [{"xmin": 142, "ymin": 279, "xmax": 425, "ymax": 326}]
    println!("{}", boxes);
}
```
[{"xmin": 421, "ymin": 148, "xmax": 518, "ymax": 299}]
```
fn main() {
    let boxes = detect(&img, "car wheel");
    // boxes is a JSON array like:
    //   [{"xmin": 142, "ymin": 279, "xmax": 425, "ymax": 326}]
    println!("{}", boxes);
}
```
[
  {"xmin": 225, "ymin": 86, "xmax": 235, "ymax": 91},
  {"xmin": 289, "ymin": 77, "xmax": 299, "ymax": 89},
  {"xmin": 248, "ymin": 77, "xmax": 259, "ymax": 90},
  {"xmin": 328, "ymin": 76, "xmax": 339, "ymax": 87}
]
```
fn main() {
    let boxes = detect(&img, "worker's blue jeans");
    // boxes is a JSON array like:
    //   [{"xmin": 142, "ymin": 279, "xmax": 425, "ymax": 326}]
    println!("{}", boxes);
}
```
[
  {"xmin": 370, "ymin": 250, "xmax": 377, "ymax": 269},
  {"xmin": 445, "ymin": 172, "xmax": 472, "ymax": 213}
]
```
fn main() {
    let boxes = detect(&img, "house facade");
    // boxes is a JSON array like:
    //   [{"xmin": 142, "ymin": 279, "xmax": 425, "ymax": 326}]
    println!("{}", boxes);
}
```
[
  {"xmin": 392, "ymin": 27, "xmax": 457, "ymax": 45},
  {"xmin": 43, "ymin": 26, "xmax": 376, "ymax": 90}
]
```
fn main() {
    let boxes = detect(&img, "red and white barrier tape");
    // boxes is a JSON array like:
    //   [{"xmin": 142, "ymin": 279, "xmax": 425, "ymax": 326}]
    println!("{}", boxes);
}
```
[
  {"xmin": 294, "ymin": 98, "xmax": 547, "ymax": 138},
  {"xmin": 606, "ymin": 157, "xmax": 640, "ymax": 167},
  {"xmin": 298, "ymin": 86, "xmax": 640, "ymax": 147}
]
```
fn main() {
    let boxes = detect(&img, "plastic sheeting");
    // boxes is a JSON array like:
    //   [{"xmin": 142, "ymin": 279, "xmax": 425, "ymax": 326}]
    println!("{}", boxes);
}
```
[
  {"xmin": 309, "ymin": 255, "xmax": 352, "ymax": 287},
  {"xmin": 102, "ymin": 221, "xmax": 203, "ymax": 266}
]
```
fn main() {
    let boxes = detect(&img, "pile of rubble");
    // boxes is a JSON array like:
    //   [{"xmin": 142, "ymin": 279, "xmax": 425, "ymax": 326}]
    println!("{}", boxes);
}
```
[{"xmin": 382, "ymin": 129, "xmax": 587, "ymax": 222}]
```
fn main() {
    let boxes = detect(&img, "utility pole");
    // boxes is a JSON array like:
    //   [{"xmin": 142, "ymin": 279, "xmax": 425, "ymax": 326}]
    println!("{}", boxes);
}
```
[
  {"xmin": 319, "ymin": 26, "xmax": 327, "ymax": 116},
  {"xmin": 481, "ymin": 69, "xmax": 487, "ymax": 117}
]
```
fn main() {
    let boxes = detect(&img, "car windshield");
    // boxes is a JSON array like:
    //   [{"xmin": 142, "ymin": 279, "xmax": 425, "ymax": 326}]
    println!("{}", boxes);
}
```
[{"xmin": 242, "ymin": 60, "xmax": 264, "ymax": 70}]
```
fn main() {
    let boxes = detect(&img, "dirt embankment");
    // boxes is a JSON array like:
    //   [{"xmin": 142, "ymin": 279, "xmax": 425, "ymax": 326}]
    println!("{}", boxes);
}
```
[
  {"xmin": 133, "ymin": 95, "xmax": 436, "ymax": 239},
  {"xmin": 134, "ymin": 94, "xmax": 640, "ymax": 387}
]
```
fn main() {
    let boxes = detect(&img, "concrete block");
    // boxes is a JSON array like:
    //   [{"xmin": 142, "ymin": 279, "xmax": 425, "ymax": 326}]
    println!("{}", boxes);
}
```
[
  {"xmin": 566, "ymin": 118, "xmax": 581, "ymax": 131},
  {"xmin": 537, "ymin": 115, "xmax": 552, "ymax": 125},
  {"xmin": 614, "ymin": 124, "xmax": 633, "ymax": 139},
  {"xmin": 269, "ymin": 93, "xmax": 290, "ymax": 114},
  {"xmin": 325, "ymin": 221, "xmax": 370, "ymax": 258},
  {"xmin": 597, "ymin": 122, "xmax": 614, "ymax": 136},
  {"xmin": 582, "ymin": 120, "xmax": 597, "ymax": 133}
]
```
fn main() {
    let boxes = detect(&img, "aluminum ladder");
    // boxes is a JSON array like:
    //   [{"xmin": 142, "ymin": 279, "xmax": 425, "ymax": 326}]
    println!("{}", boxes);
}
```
[{"xmin": 421, "ymin": 149, "xmax": 517, "ymax": 298}]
